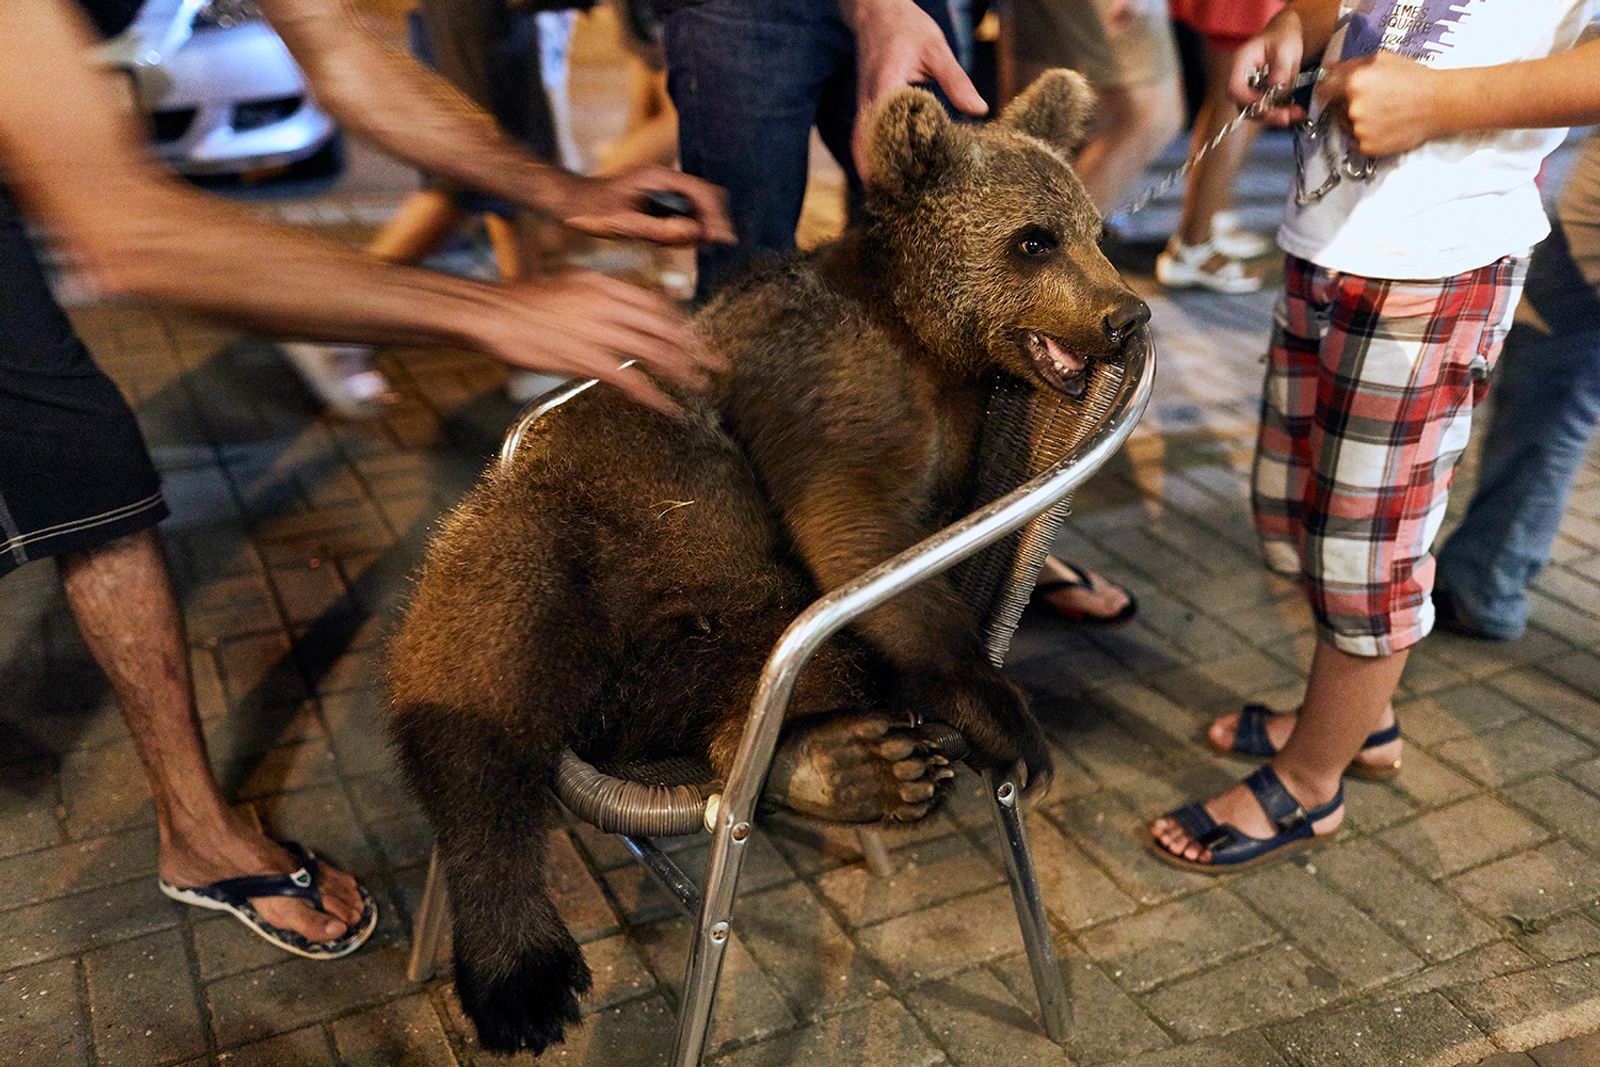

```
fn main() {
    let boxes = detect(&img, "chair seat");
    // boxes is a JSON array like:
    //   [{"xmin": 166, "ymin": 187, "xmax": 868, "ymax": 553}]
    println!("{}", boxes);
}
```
[{"xmin": 556, "ymin": 748, "xmax": 721, "ymax": 838}]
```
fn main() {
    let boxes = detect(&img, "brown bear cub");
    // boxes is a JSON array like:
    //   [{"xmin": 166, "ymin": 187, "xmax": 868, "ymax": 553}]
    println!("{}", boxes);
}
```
[{"xmin": 387, "ymin": 71, "xmax": 1148, "ymax": 1055}]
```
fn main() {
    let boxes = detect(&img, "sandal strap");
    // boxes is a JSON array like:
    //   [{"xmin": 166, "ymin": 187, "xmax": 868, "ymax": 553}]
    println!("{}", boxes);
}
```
[
  {"xmin": 194, "ymin": 841, "xmax": 325, "ymax": 912},
  {"xmin": 1243, "ymin": 766, "xmax": 1312, "ymax": 835},
  {"xmin": 1233, "ymin": 704, "xmax": 1277, "ymax": 757},
  {"xmin": 1364, "ymin": 721, "xmax": 1401, "ymax": 748}
]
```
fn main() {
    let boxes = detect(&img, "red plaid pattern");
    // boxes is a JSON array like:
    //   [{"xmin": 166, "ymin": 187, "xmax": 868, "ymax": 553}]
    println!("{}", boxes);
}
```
[{"xmin": 1252, "ymin": 254, "xmax": 1527, "ymax": 656}]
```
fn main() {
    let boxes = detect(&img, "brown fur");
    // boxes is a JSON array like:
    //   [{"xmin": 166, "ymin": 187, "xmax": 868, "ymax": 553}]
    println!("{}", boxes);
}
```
[{"xmin": 387, "ymin": 71, "xmax": 1145, "ymax": 1055}]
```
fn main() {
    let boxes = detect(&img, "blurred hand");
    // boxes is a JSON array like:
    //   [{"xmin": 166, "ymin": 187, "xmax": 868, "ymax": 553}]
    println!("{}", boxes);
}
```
[
  {"xmin": 843, "ymin": 0, "xmax": 988, "ymax": 178},
  {"xmin": 558, "ymin": 165, "xmax": 735, "ymax": 246},
  {"xmin": 1229, "ymin": 10, "xmax": 1309, "ymax": 126},
  {"xmin": 1318, "ymin": 51, "xmax": 1443, "ymax": 156},
  {"xmin": 1102, "ymin": 0, "xmax": 1137, "ymax": 35},
  {"xmin": 474, "ymin": 269, "xmax": 726, "ymax": 414}
]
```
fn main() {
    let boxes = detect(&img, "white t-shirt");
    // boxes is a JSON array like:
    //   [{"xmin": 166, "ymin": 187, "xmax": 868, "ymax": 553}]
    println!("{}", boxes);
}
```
[{"xmin": 1277, "ymin": 0, "xmax": 1599, "ymax": 280}]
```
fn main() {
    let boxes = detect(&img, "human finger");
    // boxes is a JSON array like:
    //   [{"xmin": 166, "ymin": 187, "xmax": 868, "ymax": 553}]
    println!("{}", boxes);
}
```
[
  {"xmin": 589, "ymin": 360, "xmax": 682, "ymax": 416},
  {"xmin": 927, "ymin": 42, "xmax": 988, "ymax": 116},
  {"xmin": 641, "ymin": 166, "xmax": 736, "ymax": 244}
]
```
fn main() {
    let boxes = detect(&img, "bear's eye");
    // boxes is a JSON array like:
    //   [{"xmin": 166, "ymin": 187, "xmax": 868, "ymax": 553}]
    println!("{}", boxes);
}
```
[{"xmin": 1014, "ymin": 227, "xmax": 1059, "ymax": 259}]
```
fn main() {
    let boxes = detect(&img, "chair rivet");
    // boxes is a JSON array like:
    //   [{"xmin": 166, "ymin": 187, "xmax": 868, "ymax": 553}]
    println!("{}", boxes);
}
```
[
  {"xmin": 731, "ymin": 822, "xmax": 749, "ymax": 842},
  {"xmin": 710, "ymin": 922, "xmax": 729, "ymax": 942},
  {"xmin": 997, "ymin": 782, "xmax": 1015, "ymax": 804}
]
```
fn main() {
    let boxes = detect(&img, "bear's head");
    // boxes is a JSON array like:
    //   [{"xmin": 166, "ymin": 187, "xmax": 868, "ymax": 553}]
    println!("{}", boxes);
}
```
[{"xmin": 863, "ymin": 70, "xmax": 1149, "ymax": 398}]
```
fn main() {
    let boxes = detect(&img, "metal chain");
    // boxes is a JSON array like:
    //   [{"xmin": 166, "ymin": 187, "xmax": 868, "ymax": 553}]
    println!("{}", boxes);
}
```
[{"xmin": 1114, "ymin": 69, "xmax": 1325, "ymax": 221}]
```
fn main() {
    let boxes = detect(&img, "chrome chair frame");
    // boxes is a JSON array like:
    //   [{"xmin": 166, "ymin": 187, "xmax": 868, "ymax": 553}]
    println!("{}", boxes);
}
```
[{"xmin": 407, "ymin": 333, "xmax": 1155, "ymax": 1065}]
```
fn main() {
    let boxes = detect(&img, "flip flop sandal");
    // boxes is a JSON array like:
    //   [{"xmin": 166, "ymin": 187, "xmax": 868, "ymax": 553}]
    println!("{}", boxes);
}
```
[
  {"xmin": 1030, "ymin": 563, "xmax": 1138, "ymax": 626},
  {"xmin": 159, "ymin": 840, "xmax": 378, "ymax": 961},
  {"xmin": 1209, "ymin": 703, "xmax": 1403, "ymax": 782},
  {"xmin": 1150, "ymin": 765, "xmax": 1343, "ymax": 875}
]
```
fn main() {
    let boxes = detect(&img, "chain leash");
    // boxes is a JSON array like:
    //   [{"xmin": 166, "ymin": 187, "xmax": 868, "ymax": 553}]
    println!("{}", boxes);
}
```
[{"xmin": 1113, "ymin": 68, "xmax": 1328, "ymax": 221}]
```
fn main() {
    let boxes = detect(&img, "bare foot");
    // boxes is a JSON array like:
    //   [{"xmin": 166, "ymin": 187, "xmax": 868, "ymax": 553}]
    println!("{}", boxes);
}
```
[
  {"xmin": 766, "ymin": 711, "xmax": 957, "ymax": 823},
  {"xmin": 1150, "ymin": 768, "xmax": 1344, "ymax": 865},
  {"xmin": 1208, "ymin": 704, "xmax": 1403, "ymax": 772},
  {"xmin": 160, "ymin": 811, "xmax": 366, "ymax": 944},
  {"xmin": 1036, "ymin": 557, "xmax": 1134, "ymax": 623}
]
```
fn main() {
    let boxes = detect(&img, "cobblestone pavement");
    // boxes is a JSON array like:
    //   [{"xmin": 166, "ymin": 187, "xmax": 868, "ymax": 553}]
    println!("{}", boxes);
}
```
[{"xmin": 6, "ymin": 19, "xmax": 1600, "ymax": 1067}]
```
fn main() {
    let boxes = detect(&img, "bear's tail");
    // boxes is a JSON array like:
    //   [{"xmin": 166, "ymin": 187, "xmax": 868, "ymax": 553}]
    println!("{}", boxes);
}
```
[{"xmin": 393, "ymin": 701, "xmax": 591, "ymax": 1056}]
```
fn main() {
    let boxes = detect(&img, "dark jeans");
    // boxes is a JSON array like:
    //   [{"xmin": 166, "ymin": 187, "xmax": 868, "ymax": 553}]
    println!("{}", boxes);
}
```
[{"xmin": 662, "ymin": 0, "xmax": 956, "ymax": 301}]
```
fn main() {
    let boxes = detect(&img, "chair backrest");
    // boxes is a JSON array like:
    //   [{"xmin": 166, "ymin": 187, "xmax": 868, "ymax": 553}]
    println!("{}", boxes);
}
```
[{"xmin": 950, "ymin": 356, "xmax": 1133, "ymax": 667}]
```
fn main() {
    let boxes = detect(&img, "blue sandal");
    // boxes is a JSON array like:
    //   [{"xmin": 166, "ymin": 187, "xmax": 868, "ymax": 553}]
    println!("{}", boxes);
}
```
[
  {"xmin": 159, "ymin": 840, "xmax": 378, "ymax": 960},
  {"xmin": 1151, "ymin": 766, "xmax": 1343, "ymax": 874},
  {"xmin": 1211, "ymin": 704, "xmax": 1402, "ymax": 781}
]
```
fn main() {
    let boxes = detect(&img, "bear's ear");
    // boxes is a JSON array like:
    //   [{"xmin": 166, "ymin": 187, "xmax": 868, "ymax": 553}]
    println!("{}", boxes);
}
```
[
  {"xmin": 865, "ymin": 86, "xmax": 954, "ymax": 200},
  {"xmin": 998, "ymin": 69, "xmax": 1096, "ymax": 154}
]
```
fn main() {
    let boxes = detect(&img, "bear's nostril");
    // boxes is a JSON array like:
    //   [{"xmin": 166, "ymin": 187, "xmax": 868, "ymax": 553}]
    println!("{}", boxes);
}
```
[{"xmin": 1102, "ymin": 299, "xmax": 1152, "ymax": 344}]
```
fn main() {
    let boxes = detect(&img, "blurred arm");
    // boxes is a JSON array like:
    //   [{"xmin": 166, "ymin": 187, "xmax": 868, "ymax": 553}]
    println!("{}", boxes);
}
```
[
  {"xmin": 261, "ymin": 0, "xmax": 732, "ymax": 243},
  {"xmin": 0, "ymin": 1, "xmax": 711, "ymax": 411}
]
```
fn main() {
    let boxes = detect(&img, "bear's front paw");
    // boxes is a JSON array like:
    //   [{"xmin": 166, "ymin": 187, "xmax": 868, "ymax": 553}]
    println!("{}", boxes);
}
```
[
  {"xmin": 899, "ymin": 666, "xmax": 1053, "ymax": 795},
  {"xmin": 456, "ymin": 936, "xmax": 593, "ymax": 1056}
]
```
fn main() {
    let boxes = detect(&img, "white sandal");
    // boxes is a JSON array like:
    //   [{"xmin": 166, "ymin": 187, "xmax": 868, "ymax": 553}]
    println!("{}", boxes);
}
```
[
  {"xmin": 1210, "ymin": 210, "xmax": 1273, "ymax": 259},
  {"xmin": 1155, "ymin": 238, "xmax": 1265, "ymax": 294},
  {"xmin": 278, "ymin": 342, "xmax": 398, "ymax": 419}
]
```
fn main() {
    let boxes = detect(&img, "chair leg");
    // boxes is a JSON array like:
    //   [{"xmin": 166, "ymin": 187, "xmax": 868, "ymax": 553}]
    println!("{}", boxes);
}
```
[
  {"xmin": 985, "ymin": 768, "xmax": 1071, "ymax": 1041},
  {"xmin": 856, "ymin": 826, "xmax": 898, "ymax": 878},
  {"xmin": 671, "ymin": 818, "xmax": 757, "ymax": 1066},
  {"xmin": 406, "ymin": 845, "xmax": 452, "ymax": 983}
]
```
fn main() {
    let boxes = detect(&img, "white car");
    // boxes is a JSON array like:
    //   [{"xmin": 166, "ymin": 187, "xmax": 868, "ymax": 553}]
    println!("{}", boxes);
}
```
[{"xmin": 98, "ymin": 0, "xmax": 342, "ymax": 178}]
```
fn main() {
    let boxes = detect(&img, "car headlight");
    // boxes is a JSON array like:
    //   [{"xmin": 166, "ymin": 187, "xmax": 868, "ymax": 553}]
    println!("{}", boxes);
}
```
[{"xmin": 192, "ymin": 0, "xmax": 263, "ymax": 30}]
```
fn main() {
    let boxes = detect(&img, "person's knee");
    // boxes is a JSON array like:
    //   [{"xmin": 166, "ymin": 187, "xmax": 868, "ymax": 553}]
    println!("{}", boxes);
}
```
[{"xmin": 1097, "ymin": 80, "xmax": 1183, "ymax": 151}]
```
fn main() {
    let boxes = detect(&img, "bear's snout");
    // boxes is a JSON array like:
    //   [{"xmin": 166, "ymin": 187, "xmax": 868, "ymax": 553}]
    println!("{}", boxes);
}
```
[{"xmin": 1102, "ymin": 298, "xmax": 1151, "ymax": 349}]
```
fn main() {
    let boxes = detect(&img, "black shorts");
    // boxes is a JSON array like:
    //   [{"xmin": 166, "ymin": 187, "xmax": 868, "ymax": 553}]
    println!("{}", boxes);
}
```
[{"xmin": 0, "ymin": 185, "xmax": 166, "ymax": 576}]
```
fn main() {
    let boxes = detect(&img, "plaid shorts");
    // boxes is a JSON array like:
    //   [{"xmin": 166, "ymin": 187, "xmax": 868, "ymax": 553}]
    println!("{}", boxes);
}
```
[{"xmin": 1252, "ymin": 253, "xmax": 1527, "ymax": 657}]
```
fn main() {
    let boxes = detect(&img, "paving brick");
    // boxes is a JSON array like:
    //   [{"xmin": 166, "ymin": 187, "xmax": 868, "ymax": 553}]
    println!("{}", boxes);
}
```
[
  {"xmin": 205, "ymin": 947, "xmax": 416, "ymax": 1046},
  {"xmin": 1233, "ymin": 862, "xmax": 1423, "ymax": 990},
  {"xmin": 1530, "ymin": 1030, "xmax": 1600, "ymax": 1067},
  {"xmin": 1313, "ymin": 840, "xmax": 1498, "ymax": 963},
  {"xmin": 1490, "ymin": 671, "xmax": 1600, "ymax": 749},
  {"xmin": 83, "ymin": 927, "xmax": 205, "ymax": 1065},
  {"xmin": 855, "ymin": 884, "xmax": 1027, "ymax": 986},
  {"xmin": 736, "ymin": 881, "xmax": 889, "ymax": 1016},
  {"xmin": 1449, "ymin": 842, "xmax": 1600, "ymax": 924},
  {"xmin": 903, "ymin": 965, "xmax": 1078, "ymax": 1066},
  {"xmin": 0, "ymin": 880, "xmax": 178, "ymax": 972},
  {"xmin": 992, "ymin": 954, "xmax": 1172, "ymax": 1065},
  {"xmin": 1434, "ymin": 717, "xmax": 1594, "ymax": 788},
  {"xmin": 1101, "ymin": 1031, "xmax": 1290, "ymax": 1067},
  {"xmin": 319, "ymin": 689, "xmax": 396, "ymax": 779},
  {"xmin": 250, "ymin": 783, "xmax": 379, "ymax": 873},
  {"xmin": 1452, "ymin": 957, "xmax": 1600, "ymax": 1049},
  {"xmin": 0, "ymin": 763, "xmax": 65, "ymax": 859},
  {"xmin": 1078, "ymin": 889, "xmax": 1276, "ymax": 993},
  {"xmin": 1266, "ymin": 991, "xmax": 1494, "ymax": 1067},
  {"xmin": 1054, "ymin": 794, "xmax": 1215, "ymax": 906},
  {"xmin": 991, "ymin": 812, "xmax": 1137, "ymax": 932},
  {"xmin": 58, "ymin": 742, "xmax": 156, "ymax": 839},
  {"xmin": 631, "ymin": 925, "xmax": 794, "ymax": 1052},
  {"xmin": 1148, "ymin": 651, "xmax": 1302, "ymax": 717},
  {"xmin": 713, "ymin": 995, "xmax": 947, "ymax": 1067},
  {"xmin": 0, "ymin": 959, "xmax": 90, "ymax": 1067},
  {"xmin": 1387, "ymin": 943, "xmax": 1537, "ymax": 998},
  {"xmin": 1380, "ymin": 795, "xmax": 1550, "ymax": 879},
  {"xmin": 1507, "ymin": 776, "xmax": 1600, "ymax": 857},
  {"xmin": 1399, "ymin": 687, "xmax": 1530, "ymax": 747},
  {"xmin": 572, "ymin": 934, "xmax": 655, "ymax": 1016},
  {"xmin": 817, "ymin": 831, "xmax": 1003, "ymax": 929},
  {"xmin": 330, "ymin": 993, "xmax": 458, "ymax": 1066},
  {"xmin": 1542, "ymin": 652, "xmax": 1600, "ymax": 703},
  {"xmin": 1145, "ymin": 943, "xmax": 1341, "ymax": 1040},
  {"xmin": 1515, "ymin": 914, "xmax": 1600, "ymax": 964},
  {"xmin": 1380, "ymin": 745, "xmax": 1480, "ymax": 810},
  {"xmin": 0, "ymin": 830, "xmax": 155, "ymax": 913},
  {"xmin": 215, "ymin": 1025, "xmax": 335, "ymax": 1066}
]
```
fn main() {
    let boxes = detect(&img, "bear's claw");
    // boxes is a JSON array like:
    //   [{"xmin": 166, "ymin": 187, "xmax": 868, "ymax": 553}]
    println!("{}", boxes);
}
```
[{"xmin": 766, "ymin": 710, "xmax": 956, "ymax": 823}]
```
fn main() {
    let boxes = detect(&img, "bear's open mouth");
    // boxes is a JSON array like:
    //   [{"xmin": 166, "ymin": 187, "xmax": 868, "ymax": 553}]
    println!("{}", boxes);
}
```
[{"xmin": 1022, "ymin": 331, "xmax": 1091, "ymax": 399}]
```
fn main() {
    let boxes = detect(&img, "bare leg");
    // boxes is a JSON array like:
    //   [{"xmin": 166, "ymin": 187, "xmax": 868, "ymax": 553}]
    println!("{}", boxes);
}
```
[
  {"xmin": 366, "ymin": 187, "xmax": 469, "ymax": 265},
  {"xmin": 1152, "ymin": 639, "xmax": 1408, "ymax": 861},
  {"xmin": 1015, "ymin": 57, "xmax": 1183, "ymax": 214},
  {"xmin": 58, "ymin": 530, "xmax": 364, "ymax": 940},
  {"xmin": 1175, "ymin": 45, "xmax": 1263, "ymax": 249}
]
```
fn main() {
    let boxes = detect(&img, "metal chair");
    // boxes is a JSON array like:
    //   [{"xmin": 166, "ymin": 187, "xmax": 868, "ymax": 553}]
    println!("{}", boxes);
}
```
[{"xmin": 406, "ymin": 328, "xmax": 1156, "ymax": 1064}]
